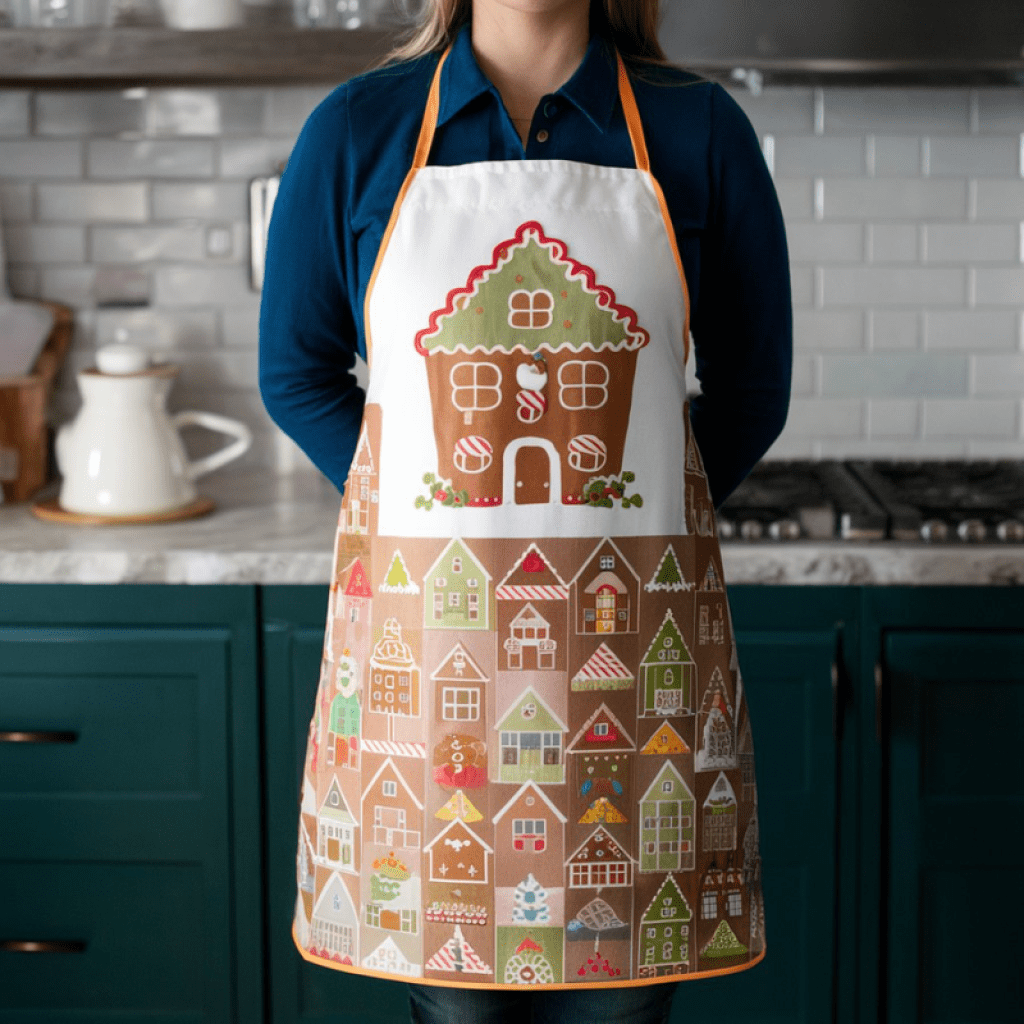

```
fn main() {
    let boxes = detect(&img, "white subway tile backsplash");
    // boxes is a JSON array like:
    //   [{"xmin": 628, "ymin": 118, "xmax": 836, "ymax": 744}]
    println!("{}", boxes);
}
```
[
  {"xmin": 923, "ymin": 399, "xmax": 1018, "ymax": 439},
  {"xmin": 34, "ymin": 93, "xmax": 146, "ymax": 137},
  {"xmin": 790, "ymin": 353, "xmax": 818, "ymax": 396},
  {"xmin": 869, "ymin": 136, "xmax": 923, "ymax": 177},
  {"xmin": 773, "ymin": 179, "xmax": 815, "ymax": 221},
  {"xmin": 786, "ymin": 223, "xmax": 864, "ymax": 263},
  {"xmin": 0, "ymin": 139, "xmax": 82, "ymax": 178},
  {"xmin": 6, "ymin": 264, "xmax": 40, "ymax": 298},
  {"xmin": 869, "ymin": 310, "xmax": 921, "ymax": 350},
  {"xmin": 0, "ymin": 182, "xmax": 33, "ymax": 221},
  {"xmin": 772, "ymin": 136, "xmax": 865, "ymax": 177},
  {"xmin": 784, "ymin": 398, "xmax": 864, "ymax": 437},
  {"xmin": 788, "ymin": 266, "xmax": 815, "ymax": 307},
  {"xmin": 155, "ymin": 264, "xmax": 256, "ymax": 307},
  {"xmin": 867, "ymin": 398, "xmax": 920, "ymax": 438},
  {"xmin": 265, "ymin": 87, "xmax": 334, "ymax": 136},
  {"xmin": 821, "ymin": 267, "xmax": 965, "ymax": 306},
  {"xmin": 89, "ymin": 225, "xmax": 207, "ymax": 264},
  {"xmin": 820, "ymin": 353, "xmax": 969, "ymax": 396},
  {"xmin": 793, "ymin": 310, "xmax": 864, "ymax": 350},
  {"xmin": 221, "ymin": 306, "xmax": 260, "ymax": 347},
  {"xmin": 39, "ymin": 265, "xmax": 97, "ymax": 306},
  {"xmin": 94, "ymin": 308, "xmax": 219, "ymax": 349},
  {"xmin": 88, "ymin": 139, "xmax": 216, "ymax": 179},
  {"xmin": 974, "ymin": 181, "xmax": 1024, "ymax": 221},
  {"xmin": 975, "ymin": 90, "xmax": 1024, "ymax": 135},
  {"xmin": 867, "ymin": 223, "xmax": 919, "ymax": 263},
  {"xmin": 924, "ymin": 223, "xmax": 1019, "ymax": 264},
  {"xmin": 0, "ymin": 93, "xmax": 30, "ymax": 137},
  {"xmin": 176, "ymin": 349, "xmax": 259, "ymax": 391},
  {"xmin": 3, "ymin": 224, "xmax": 86, "ymax": 263},
  {"xmin": 822, "ymin": 179, "xmax": 967, "ymax": 221},
  {"xmin": 220, "ymin": 137, "xmax": 294, "ymax": 178},
  {"xmin": 152, "ymin": 181, "xmax": 249, "ymax": 220},
  {"xmin": 925, "ymin": 310, "xmax": 1018, "ymax": 351},
  {"xmin": 973, "ymin": 354, "xmax": 1024, "ymax": 395},
  {"xmin": 724, "ymin": 88, "xmax": 816, "ymax": 135},
  {"xmin": 37, "ymin": 182, "xmax": 148, "ymax": 222},
  {"xmin": 927, "ymin": 136, "xmax": 1021, "ymax": 179},
  {"xmin": 974, "ymin": 268, "xmax": 1024, "ymax": 307},
  {"xmin": 823, "ymin": 89, "xmax": 972, "ymax": 136},
  {"xmin": 144, "ymin": 90, "xmax": 221, "ymax": 137}
]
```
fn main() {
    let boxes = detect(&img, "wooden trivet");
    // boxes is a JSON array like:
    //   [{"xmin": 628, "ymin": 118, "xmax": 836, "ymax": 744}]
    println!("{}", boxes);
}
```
[{"xmin": 31, "ymin": 496, "xmax": 215, "ymax": 526}]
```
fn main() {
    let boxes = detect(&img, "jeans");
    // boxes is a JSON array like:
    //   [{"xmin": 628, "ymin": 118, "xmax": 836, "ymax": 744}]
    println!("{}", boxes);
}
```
[{"xmin": 407, "ymin": 981, "xmax": 679, "ymax": 1024}]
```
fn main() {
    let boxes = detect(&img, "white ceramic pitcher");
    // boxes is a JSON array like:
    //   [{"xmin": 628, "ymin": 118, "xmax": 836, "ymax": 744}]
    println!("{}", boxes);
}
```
[{"xmin": 56, "ymin": 344, "xmax": 252, "ymax": 517}]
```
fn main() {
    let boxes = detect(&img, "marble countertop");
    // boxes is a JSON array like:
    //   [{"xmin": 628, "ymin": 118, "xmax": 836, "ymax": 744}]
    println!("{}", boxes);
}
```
[{"xmin": 2, "ymin": 471, "xmax": 1023, "ymax": 585}]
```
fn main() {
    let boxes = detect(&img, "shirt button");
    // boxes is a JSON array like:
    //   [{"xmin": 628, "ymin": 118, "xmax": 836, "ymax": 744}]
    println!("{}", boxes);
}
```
[
  {"xmin": 543, "ymin": 101, "xmax": 556, "ymax": 117},
  {"xmin": 536, "ymin": 129, "xmax": 550, "ymax": 143}
]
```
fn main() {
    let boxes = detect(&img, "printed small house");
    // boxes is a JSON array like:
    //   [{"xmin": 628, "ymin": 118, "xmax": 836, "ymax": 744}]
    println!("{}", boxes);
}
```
[
  {"xmin": 697, "ymin": 557, "xmax": 727, "ymax": 645},
  {"xmin": 365, "ymin": 850, "xmax": 419, "ymax": 935},
  {"xmin": 423, "ymin": 538, "xmax": 491, "ymax": 631},
  {"xmin": 640, "ymin": 721, "xmax": 690, "ymax": 756},
  {"xmin": 345, "ymin": 423, "xmax": 378, "ymax": 535},
  {"xmin": 571, "ymin": 642, "xmax": 634, "ymax": 691},
  {"xmin": 566, "ymin": 826, "xmax": 635, "ymax": 889},
  {"xmin": 699, "ymin": 858, "xmax": 745, "ymax": 927},
  {"xmin": 567, "ymin": 705, "xmax": 635, "ymax": 823},
  {"xmin": 414, "ymin": 221, "xmax": 650, "ymax": 506},
  {"xmin": 640, "ymin": 609, "xmax": 695, "ymax": 717},
  {"xmin": 571, "ymin": 539, "xmax": 640, "ymax": 635},
  {"xmin": 425, "ymin": 925, "xmax": 492, "ymax": 975},
  {"xmin": 431, "ymin": 642, "xmax": 488, "ymax": 726},
  {"xmin": 639, "ymin": 761, "xmax": 695, "ymax": 872},
  {"xmin": 317, "ymin": 776, "xmax": 358, "ymax": 874},
  {"xmin": 368, "ymin": 617, "xmax": 420, "ymax": 719},
  {"xmin": 638, "ymin": 874, "xmax": 692, "ymax": 977},
  {"xmin": 695, "ymin": 667, "xmax": 737, "ymax": 772},
  {"xmin": 496, "ymin": 545, "xmax": 568, "ymax": 672},
  {"xmin": 309, "ymin": 871, "xmax": 358, "ymax": 964},
  {"xmin": 702, "ymin": 772, "xmax": 738, "ymax": 852},
  {"xmin": 362, "ymin": 935, "xmax": 419, "ymax": 977},
  {"xmin": 362, "ymin": 757, "xmax": 423, "ymax": 851},
  {"xmin": 492, "ymin": 781, "xmax": 567, "ymax": 889},
  {"xmin": 738, "ymin": 716, "xmax": 755, "ymax": 802},
  {"xmin": 495, "ymin": 686, "xmax": 568, "ymax": 785},
  {"xmin": 425, "ymin": 819, "xmax": 493, "ymax": 884}
]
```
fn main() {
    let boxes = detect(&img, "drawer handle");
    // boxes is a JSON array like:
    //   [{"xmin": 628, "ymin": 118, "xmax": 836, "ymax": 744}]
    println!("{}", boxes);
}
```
[
  {"xmin": 0, "ymin": 730, "xmax": 79, "ymax": 744},
  {"xmin": 0, "ymin": 939, "xmax": 87, "ymax": 953}
]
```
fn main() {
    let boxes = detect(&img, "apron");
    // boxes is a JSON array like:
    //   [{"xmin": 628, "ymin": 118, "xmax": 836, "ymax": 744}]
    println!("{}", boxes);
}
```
[{"xmin": 291, "ymin": 43, "xmax": 767, "ymax": 990}]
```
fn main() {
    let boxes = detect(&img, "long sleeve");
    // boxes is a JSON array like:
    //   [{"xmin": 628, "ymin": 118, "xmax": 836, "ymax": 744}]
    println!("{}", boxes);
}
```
[
  {"xmin": 688, "ymin": 83, "xmax": 793, "ymax": 509},
  {"xmin": 258, "ymin": 89, "xmax": 365, "ymax": 493}
]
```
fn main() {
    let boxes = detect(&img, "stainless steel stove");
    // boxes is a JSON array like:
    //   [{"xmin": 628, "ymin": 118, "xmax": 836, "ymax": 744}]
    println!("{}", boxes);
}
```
[{"xmin": 717, "ymin": 460, "xmax": 1024, "ymax": 544}]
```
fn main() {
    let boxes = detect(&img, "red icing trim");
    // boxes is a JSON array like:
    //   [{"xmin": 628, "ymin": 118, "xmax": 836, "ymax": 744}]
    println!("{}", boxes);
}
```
[{"xmin": 414, "ymin": 221, "xmax": 650, "ymax": 356}]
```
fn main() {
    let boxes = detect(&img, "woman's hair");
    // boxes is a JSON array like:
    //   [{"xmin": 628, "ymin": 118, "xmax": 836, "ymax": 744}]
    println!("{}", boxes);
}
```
[{"xmin": 381, "ymin": 0, "xmax": 666, "ymax": 66}]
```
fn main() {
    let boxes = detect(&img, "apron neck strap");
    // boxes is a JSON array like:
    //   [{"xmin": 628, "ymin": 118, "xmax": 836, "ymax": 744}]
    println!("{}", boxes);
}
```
[{"xmin": 411, "ymin": 42, "xmax": 651, "ymax": 172}]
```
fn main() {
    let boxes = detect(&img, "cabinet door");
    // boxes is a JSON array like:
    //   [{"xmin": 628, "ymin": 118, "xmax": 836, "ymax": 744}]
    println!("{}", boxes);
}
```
[
  {"xmin": 883, "ymin": 632, "xmax": 1024, "ymax": 1024},
  {"xmin": 262, "ymin": 587, "xmax": 411, "ymax": 1024}
]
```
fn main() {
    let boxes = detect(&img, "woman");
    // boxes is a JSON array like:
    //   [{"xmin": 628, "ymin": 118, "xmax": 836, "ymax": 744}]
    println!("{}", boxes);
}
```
[{"xmin": 259, "ymin": 1, "xmax": 791, "ymax": 1022}]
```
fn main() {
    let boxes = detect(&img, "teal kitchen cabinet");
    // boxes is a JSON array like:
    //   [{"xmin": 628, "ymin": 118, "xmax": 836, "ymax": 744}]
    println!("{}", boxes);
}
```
[
  {"xmin": 0, "ymin": 585, "xmax": 263, "ymax": 1024},
  {"xmin": 863, "ymin": 589, "xmax": 1024, "ymax": 1024},
  {"xmin": 262, "ymin": 586, "xmax": 412, "ymax": 1024}
]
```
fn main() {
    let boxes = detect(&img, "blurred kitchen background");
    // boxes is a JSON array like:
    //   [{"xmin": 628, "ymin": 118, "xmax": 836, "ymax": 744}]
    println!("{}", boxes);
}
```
[{"xmin": 0, "ymin": 0, "xmax": 1021, "ymax": 480}]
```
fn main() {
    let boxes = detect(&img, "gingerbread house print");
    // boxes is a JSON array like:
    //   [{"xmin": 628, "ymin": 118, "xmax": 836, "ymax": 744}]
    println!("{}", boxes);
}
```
[
  {"xmin": 700, "ymin": 857, "xmax": 746, "ymax": 936},
  {"xmin": 640, "ymin": 721, "xmax": 690, "ymax": 756},
  {"xmin": 435, "ymin": 789, "xmax": 483, "ymax": 824},
  {"xmin": 424, "ymin": 539, "xmax": 491, "ymax": 631},
  {"xmin": 572, "ymin": 539, "xmax": 640, "ymax": 635},
  {"xmin": 567, "ymin": 705, "xmax": 635, "ymax": 824},
  {"xmin": 496, "ymin": 544, "xmax": 568, "ymax": 672},
  {"xmin": 317, "ymin": 776, "xmax": 358, "ymax": 874},
  {"xmin": 495, "ymin": 686, "xmax": 568, "ymax": 785},
  {"xmin": 640, "ymin": 609, "xmax": 695, "ymax": 717},
  {"xmin": 497, "ymin": 930, "xmax": 564, "ymax": 985},
  {"xmin": 425, "ymin": 819, "xmax": 493, "ymax": 884},
  {"xmin": 362, "ymin": 936, "xmax": 419, "ymax": 977},
  {"xmin": 425, "ymin": 926, "xmax": 492, "ymax": 975},
  {"xmin": 362, "ymin": 757, "xmax": 423, "ymax": 850},
  {"xmin": 346, "ymin": 423, "xmax": 378, "ymax": 535},
  {"xmin": 432, "ymin": 643, "xmax": 488, "ymax": 725},
  {"xmin": 567, "ymin": 896, "xmax": 630, "ymax": 963},
  {"xmin": 738, "ymin": 716, "xmax": 755, "ymax": 801},
  {"xmin": 309, "ymin": 871, "xmax": 358, "ymax": 964},
  {"xmin": 297, "ymin": 812, "xmax": 316, "ymax": 918},
  {"xmin": 697, "ymin": 558, "xmax": 727, "ymax": 645},
  {"xmin": 645, "ymin": 545, "xmax": 692, "ymax": 593},
  {"xmin": 380, "ymin": 549, "xmax": 420, "ymax": 595},
  {"xmin": 566, "ymin": 826, "xmax": 635, "ymax": 889},
  {"xmin": 365, "ymin": 849, "xmax": 420, "ymax": 936},
  {"xmin": 493, "ymin": 781, "xmax": 567, "ymax": 889},
  {"xmin": 414, "ymin": 221, "xmax": 650, "ymax": 506},
  {"xmin": 368, "ymin": 618, "xmax": 420, "ymax": 721},
  {"xmin": 326, "ymin": 653, "xmax": 361, "ymax": 769},
  {"xmin": 638, "ymin": 874, "xmax": 692, "ymax": 977},
  {"xmin": 702, "ymin": 772, "xmax": 738, "ymax": 852},
  {"xmin": 571, "ymin": 643, "xmax": 634, "ymax": 691},
  {"xmin": 695, "ymin": 667, "xmax": 737, "ymax": 772},
  {"xmin": 640, "ymin": 760, "xmax": 695, "ymax": 872}
]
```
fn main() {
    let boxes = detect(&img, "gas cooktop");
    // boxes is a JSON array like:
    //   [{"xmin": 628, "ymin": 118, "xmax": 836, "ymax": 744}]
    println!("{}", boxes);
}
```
[{"xmin": 717, "ymin": 460, "xmax": 1024, "ymax": 544}]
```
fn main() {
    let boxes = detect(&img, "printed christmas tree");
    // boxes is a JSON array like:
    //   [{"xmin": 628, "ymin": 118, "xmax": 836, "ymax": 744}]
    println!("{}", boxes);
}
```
[
  {"xmin": 380, "ymin": 550, "xmax": 419, "ymax": 594},
  {"xmin": 415, "ymin": 222, "xmax": 649, "ymax": 356},
  {"xmin": 512, "ymin": 873, "xmax": 551, "ymax": 924},
  {"xmin": 702, "ymin": 919, "xmax": 748, "ymax": 959},
  {"xmin": 645, "ymin": 545, "xmax": 691, "ymax": 592}
]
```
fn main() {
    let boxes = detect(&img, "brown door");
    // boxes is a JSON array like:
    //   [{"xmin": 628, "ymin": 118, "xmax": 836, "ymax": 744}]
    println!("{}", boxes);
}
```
[{"xmin": 514, "ymin": 445, "xmax": 550, "ymax": 504}]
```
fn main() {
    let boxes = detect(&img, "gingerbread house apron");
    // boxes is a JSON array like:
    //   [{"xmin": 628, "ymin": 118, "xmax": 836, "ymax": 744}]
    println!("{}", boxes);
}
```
[{"xmin": 291, "ymin": 44, "xmax": 767, "ymax": 990}]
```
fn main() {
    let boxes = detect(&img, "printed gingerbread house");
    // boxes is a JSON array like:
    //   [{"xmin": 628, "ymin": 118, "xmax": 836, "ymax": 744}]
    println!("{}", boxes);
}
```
[{"xmin": 415, "ymin": 221, "xmax": 649, "ymax": 506}]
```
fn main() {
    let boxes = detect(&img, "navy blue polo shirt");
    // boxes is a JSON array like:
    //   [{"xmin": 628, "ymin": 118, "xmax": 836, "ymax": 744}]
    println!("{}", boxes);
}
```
[{"xmin": 258, "ymin": 21, "xmax": 792, "ymax": 508}]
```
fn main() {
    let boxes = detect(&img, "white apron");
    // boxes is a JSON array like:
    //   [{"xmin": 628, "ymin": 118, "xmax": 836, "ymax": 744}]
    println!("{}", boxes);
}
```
[{"xmin": 291, "ymin": 44, "xmax": 766, "ymax": 990}]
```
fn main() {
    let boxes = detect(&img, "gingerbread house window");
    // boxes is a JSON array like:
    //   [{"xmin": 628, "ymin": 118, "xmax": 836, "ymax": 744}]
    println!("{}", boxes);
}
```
[
  {"xmin": 567, "ymin": 434, "xmax": 608, "ymax": 473},
  {"xmin": 454, "ymin": 438, "xmax": 493, "ymax": 474},
  {"xmin": 451, "ymin": 362, "xmax": 502, "ymax": 414},
  {"xmin": 382, "ymin": 780, "xmax": 397, "ymax": 797},
  {"xmin": 558, "ymin": 361, "xmax": 609, "ymax": 410},
  {"xmin": 442, "ymin": 686, "xmax": 480, "ymax": 721},
  {"xmin": 702, "ymin": 892, "xmax": 717, "ymax": 918},
  {"xmin": 508, "ymin": 289, "xmax": 554, "ymax": 329},
  {"xmin": 433, "ymin": 593, "xmax": 443, "ymax": 619},
  {"xmin": 727, "ymin": 891, "xmax": 742, "ymax": 916},
  {"xmin": 452, "ymin": 557, "xmax": 462, "ymax": 573},
  {"xmin": 513, "ymin": 818, "xmax": 547, "ymax": 852},
  {"xmin": 468, "ymin": 593, "xmax": 480, "ymax": 620}
]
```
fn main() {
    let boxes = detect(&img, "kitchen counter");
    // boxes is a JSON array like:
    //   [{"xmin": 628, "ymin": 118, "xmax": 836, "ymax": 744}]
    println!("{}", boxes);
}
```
[{"xmin": 2, "ymin": 470, "xmax": 1023, "ymax": 585}]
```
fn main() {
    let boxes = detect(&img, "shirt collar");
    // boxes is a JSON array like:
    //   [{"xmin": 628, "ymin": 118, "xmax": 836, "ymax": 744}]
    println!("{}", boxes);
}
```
[{"xmin": 437, "ymin": 20, "xmax": 620, "ymax": 134}]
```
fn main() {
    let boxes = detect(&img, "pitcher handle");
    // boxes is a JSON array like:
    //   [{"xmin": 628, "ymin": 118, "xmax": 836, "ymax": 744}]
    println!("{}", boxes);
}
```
[{"xmin": 173, "ymin": 411, "xmax": 253, "ymax": 480}]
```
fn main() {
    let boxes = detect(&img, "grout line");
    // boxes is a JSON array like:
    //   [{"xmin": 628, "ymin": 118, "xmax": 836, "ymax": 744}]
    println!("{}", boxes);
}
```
[
  {"xmin": 1019, "ymin": 134, "xmax": 1024, "ymax": 179},
  {"xmin": 966, "ymin": 267, "xmax": 977, "ymax": 309},
  {"xmin": 920, "ymin": 137, "xmax": 931, "ymax": 177},
  {"xmin": 1019, "ymin": 222, "xmax": 1024, "ymax": 264},
  {"xmin": 967, "ymin": 179, "xmax": 978, "ymax": 222},
  {"xmin": 813, "ymin": 178, "xmax": 825, "ymax": 222},
  {"xmin": 969, "ymin": 91, "xmax": 980, "ymax": 134},
  {"xmin": 864, "ymin": 135, "xmax": 876, "ymax": 177},
  {"xmin": 813, "ymin": 89, "xmax": 825, "ymax": 135},
  {"xmin": 919, "ymin": 224, "xmax": 928, "ymax": 264}
]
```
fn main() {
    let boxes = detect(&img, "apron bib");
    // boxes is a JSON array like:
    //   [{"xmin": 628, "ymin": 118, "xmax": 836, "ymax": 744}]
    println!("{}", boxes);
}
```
[{"xmin": 291, "ymin": 46, "xmax": 767, "ymax": 990}]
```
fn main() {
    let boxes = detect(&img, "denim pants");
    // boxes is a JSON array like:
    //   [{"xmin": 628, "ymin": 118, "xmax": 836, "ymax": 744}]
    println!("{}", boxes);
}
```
[{"xmin": 407, "ymin": 981, "xmax": 679, "ymax": 1024}]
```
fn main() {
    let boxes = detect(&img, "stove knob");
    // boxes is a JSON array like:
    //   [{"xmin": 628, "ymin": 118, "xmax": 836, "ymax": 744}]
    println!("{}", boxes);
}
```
[
  {"xmin": 996, "ymin": 519, "xmax": 1024, "ymax": 542},
  {"xmin": 769, "ymin": 518, "xmax": 802, "ymax": 541},
  {"xmin": 956, "ymin": 518, "xmax": 988, "ymax": 543},
  {"xmin": 920, "ymin": 519, "xmax": 949, "ymax": 543},
  {"xmin": 717, "ymin": 518, "xmax": 736, "ymax": 540},
  {"xmin": 739, "ymin": 519, "xmax": 764, "ymax": 541}
]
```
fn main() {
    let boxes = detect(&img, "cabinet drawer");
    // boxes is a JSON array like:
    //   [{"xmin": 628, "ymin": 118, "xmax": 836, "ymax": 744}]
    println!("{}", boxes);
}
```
[
  {"xmin": 0, "ymin": 860, "xmax": 230, "ymax": 1023},
  {"xmin": 0, "ymin": 626, "xmax": 231, "ymax": 861}
]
